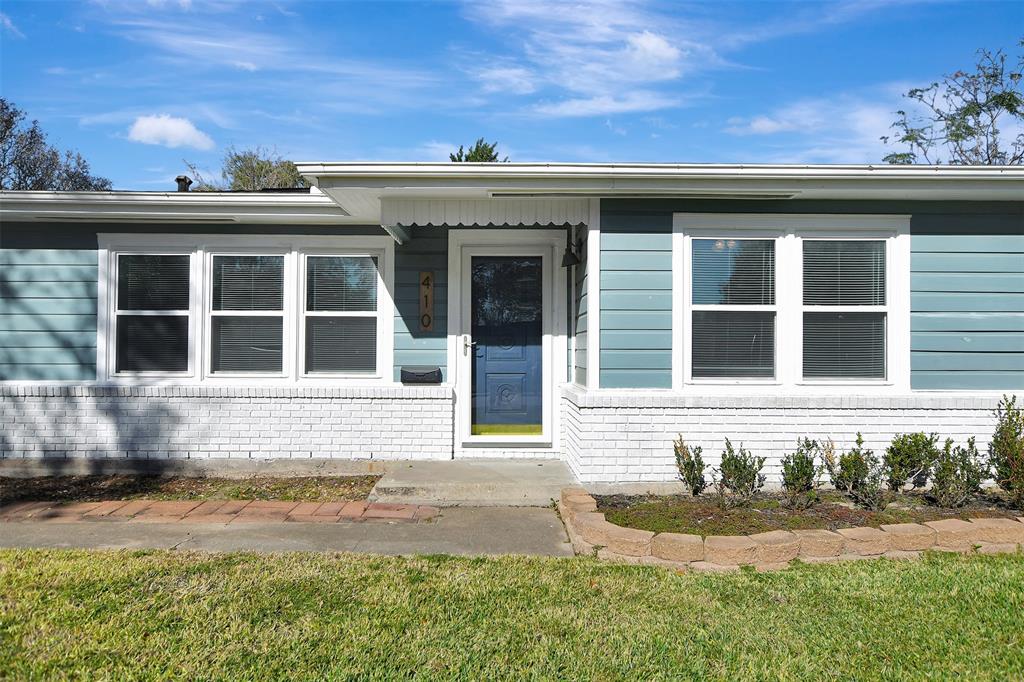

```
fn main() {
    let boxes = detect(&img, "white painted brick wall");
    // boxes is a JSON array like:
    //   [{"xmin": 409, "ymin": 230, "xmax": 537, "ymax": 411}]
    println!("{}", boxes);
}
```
[
  {"xmin": 561, "ymin": 386, "xmax": 1008, "ymax": 483},
  {"xmin": 0, "ymin": 386, "xmax": 454, "ymax": 461}
]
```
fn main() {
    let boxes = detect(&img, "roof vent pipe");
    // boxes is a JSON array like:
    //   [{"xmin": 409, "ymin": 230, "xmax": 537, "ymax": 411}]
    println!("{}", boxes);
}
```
[{"xmin": 175, "ymin": 175, "xmax": 193, "ymax": 192}]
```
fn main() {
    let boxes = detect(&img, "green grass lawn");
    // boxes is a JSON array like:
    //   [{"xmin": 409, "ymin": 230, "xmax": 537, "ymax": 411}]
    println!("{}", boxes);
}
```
[{"xmin": 1, "ymin": 550, "xmax": 1022, "ymax": 679}]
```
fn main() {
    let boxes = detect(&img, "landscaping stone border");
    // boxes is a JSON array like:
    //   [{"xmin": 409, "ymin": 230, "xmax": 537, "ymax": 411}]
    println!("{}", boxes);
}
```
[{"xmin": 557, "ymin": 488, "xmax": 1024, "ymax": 572}]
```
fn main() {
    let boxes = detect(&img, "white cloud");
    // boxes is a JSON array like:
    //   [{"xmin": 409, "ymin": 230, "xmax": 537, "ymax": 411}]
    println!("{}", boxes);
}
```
[
  {"xmin": 0, "ymin": 12, "xmax": 24, "ymax": 38},
  {"xmin": 476, "ymin": 66, "xmax": 536, "ymax": 95},
  {"xmin": 127, "ymin": 114, "xmax": 214, "ymax": 150},
  {"xmin": 535, "ymin": 91, "xmax": 679, "ymax": 117},
  {"xmin": 722, "ymin": 92, "xmax": 900, "ymax": 163}
]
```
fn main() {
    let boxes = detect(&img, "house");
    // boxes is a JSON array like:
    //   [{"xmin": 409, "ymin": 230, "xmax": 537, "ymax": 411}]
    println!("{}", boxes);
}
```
[{"xmin": 1, "ymin": 163, "xmax": 1022, "ymax": 483}]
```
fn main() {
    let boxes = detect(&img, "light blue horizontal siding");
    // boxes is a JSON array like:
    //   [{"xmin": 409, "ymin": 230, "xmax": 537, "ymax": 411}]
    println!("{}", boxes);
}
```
[
  {"xmin": 912, "ymin": 312, "xmax": 1024, "ymax": 331},
  {"xmin": 599, "ymin": 207, "xmax": 674, "ymax": 388},
  {"xmin": 1, "ymin": 247, "xmax": 98, "ymax": 381},
  {"xmin": 392, "ymin": 227, "xmax": 448, "ymax": 381},
  {"xmin": 912, "ymin": 332, "xmax": 1023, "ymax": 353},
  {"xmin": 573, "ymin": 227, "xmax": 588, "ymax": 385},
  {"xmin": 912, "ymin": 252, "xmax": 1024, "ymax": 272},
  {"xmin": 911, "ymin": 230, "xmax": 1023, "ymax": 390},
  {"xmin": 912, "ymin": 371, "xmax": 1024, "ymax": 390},
  {"xmin": 912, "ymin": 273, "xmax": 1024, "ymax": 293},
  {"xmin": 600, "ymin": 369, "xmax": 673, "ymax": 388}
]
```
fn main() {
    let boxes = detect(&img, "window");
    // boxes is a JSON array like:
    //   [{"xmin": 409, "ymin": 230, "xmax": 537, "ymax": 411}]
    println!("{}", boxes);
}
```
[
  {"xmin": 99, "ymin": 236, "xmax": 394, "ymax": 383},
  {"xmin": 802, "ymin": 240, "xmax": 886, "ymax": 379},
  {"xmin": 673, "ymin": 214, "xmax": 910, "ymax": 391},
  {"xmin": 691, "ymin": 239, "xmax": 776, "ymax": 378},
  {"xmin": 114, "ymin": 254, "xmax": 191, "ymax": 373},
  {"xmin": 209, "ymin": 255, "xmax": 285, "ymax": 374},
  {"xmin": 303, "ymin": 255, "xmax": 378, "ymax": 374}
]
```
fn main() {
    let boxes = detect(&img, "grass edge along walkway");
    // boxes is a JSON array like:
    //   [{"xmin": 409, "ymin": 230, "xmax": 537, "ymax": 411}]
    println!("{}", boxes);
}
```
[{"xmin": 1, "ymin": 549, "xmax": 1022, "ymax": 679}]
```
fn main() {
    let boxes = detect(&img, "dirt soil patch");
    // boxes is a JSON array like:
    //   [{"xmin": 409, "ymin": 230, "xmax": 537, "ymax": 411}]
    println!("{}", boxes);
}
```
[
  {"xmin": 597, "ymin": 492, "xmax": 1021, "ymax": 536},
  {"xmin": 0, "ymin": 475, "xmax": 380, "ymax": 505}
]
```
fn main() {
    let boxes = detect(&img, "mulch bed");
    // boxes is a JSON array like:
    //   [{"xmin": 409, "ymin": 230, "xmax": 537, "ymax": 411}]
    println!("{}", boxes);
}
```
[
  {"xmin": 597, "ymin": 491, "xmax": 1022, "ymax": 537},
  {"xmin": 0, "ymin": 475, "xmax": 381, "ymax": 505}
]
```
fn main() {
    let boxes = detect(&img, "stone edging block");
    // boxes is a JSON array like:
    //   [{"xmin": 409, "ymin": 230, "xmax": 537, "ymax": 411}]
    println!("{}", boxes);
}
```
[{"xmin": 557, "ymin": 488, "xmax": 1024, "ymax": 572}]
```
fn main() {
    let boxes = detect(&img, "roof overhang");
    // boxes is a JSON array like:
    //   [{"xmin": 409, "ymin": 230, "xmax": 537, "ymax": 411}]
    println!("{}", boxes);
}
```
[
  {"xmin": 296, "ymin": 162, "xmax": 1024, "ymax": 229},
  {"xmin": 0, "ymin": 187, "xmax": 362, "ymax": 225}
]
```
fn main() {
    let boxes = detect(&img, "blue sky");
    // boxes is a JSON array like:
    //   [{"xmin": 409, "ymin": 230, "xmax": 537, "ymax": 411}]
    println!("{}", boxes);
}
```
[{"xmin": 1, "ymin": 0, "xmax": 1021, "ymax": 189}]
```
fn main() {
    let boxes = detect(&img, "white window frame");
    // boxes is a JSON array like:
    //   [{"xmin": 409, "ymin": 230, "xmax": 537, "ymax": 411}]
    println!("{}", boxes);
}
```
[
  {"xmin": 97, "ymin": 234, "xmax": 395, "ymax": 385},
  {"xmin": 298, "ymin": 251, "xmax": 385, "ymax": 378},
  {"xmin": 687, "ymin": 232, "xmax": 780, "ymax": 384},
  {"xmin": 671, "ymin": 214, "xmax": 911, "ymax": 394}
]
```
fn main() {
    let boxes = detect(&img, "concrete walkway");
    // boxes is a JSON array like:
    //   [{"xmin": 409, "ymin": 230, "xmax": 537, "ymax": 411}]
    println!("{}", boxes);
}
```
[
  {"xmin": 0, "ymin": 507, "xmax": 574, "ymax": 557},
  {"xmin": 369, "ymin": 459, "xmax": 575, "ymax": 506}
]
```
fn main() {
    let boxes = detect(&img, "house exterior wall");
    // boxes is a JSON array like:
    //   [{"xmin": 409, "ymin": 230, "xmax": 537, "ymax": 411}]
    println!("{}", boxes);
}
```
[
  {"xmin": 573, "ymin": 224, "xmax": 588, "ymax": 386},
  {"xmin": 599, "ymin": 199, "xmax": 1023, "ymax": 390},
  {"xmin": 393, "ymin": 226, "xmax": 449, "ymax": 381},
  {"xmin": 562, "ymin": 386, "xmax": 1003, "ymax": 483},
  {"xmin": 0, "ymin": 385, "xmax": 453, "ymax": 460}
]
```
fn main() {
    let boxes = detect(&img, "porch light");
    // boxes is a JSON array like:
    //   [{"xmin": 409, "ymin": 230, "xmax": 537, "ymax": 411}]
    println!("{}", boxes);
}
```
[{"xmin": 560, "ymin": 243, "xmax": 581, "ymax": 268}]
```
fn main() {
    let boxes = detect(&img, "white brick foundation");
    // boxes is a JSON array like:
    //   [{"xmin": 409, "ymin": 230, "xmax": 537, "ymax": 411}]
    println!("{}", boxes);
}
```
[
  {"xmin": 1, "ymin": 385, "xmax": 454, "ymax": 461},
  {"xmin": 561, "ymin": 385, "xmax": 1006, "ymax": 483}
]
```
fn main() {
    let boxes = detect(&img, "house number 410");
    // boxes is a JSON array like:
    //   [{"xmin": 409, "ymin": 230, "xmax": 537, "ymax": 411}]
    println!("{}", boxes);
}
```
[{"xmin": 419, "ymin": 271, "xmax": 434, "ymax": 332}]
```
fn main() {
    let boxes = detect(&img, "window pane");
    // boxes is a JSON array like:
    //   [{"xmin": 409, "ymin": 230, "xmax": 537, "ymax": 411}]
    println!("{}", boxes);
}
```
[
  {"xmin": 692, "ymin": 239, "xmax": 775, "ymax": 305},
  {"xmin": 803, "ymin": 240, "xmax": 885, "ymax": 305},
  {"xmin": 117, "ymin": 255, "xmax": 189, "ymax": 311},
  {"xmin": 116, "ymin": 315, "xmax": 188, "ymax": 372},
  {"xmin": 692, "ymin": 311, "xmax": 775, "ymax": 378},
  {"xmin": 305, "ymin": 317, "xmax": 377, "ymax": 373},
  {"xmin": 307, "ymin": 256, "xmax": 378, "ymax": 312},
  {"xmin": 212, "ymin": 256, "xmax": 283, "ymax": 311},
  {"xmin": 804, "ymin": 312, "xmax": 886, "ymax": 379},
  {"xmin": 211, "ymin": 317, "xmax": 283, "ymax": 373}
]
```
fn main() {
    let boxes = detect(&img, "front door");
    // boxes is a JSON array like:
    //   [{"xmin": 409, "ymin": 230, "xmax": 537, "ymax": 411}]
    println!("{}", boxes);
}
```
[
  {"xmin": 455, "ymin": 241, "xmax": 554, "ymax": 447},
  {"xmin": 470, "ymin": 255, "xmax": 543, "ymax": 436}
]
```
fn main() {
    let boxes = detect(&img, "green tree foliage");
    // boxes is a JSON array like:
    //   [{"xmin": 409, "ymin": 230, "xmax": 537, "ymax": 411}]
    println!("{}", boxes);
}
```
[
  {"xmin": 449, "ymin": 138, "xmax": 509, "ymax": 162},
  {"xmin": 990, "ymin": 394, "xmax": 1024, "ymax": 507},
  {"xmin": 931, "ymin": 437, "xmax": 988, "ymax": 508},
  {"xmin": 0, "ymin": 98, "xmax": 111, "ymax": 190},
  {"xmin": 713, "ymin": 439, "xmax": 765, "ymax": 508},
  {"xmin": 673, "ymin": 436, "xmax": 707, "ymax": 496},
  {"xmin": 187, "ymin": 145, "xmax": 310, "ymax": 191},
  {"xmin": 781, "ymin": 438, "xmax": 821, "ymax": 509},
  {"xmin": 882, "ymin": 41, "xmax": 1023, "ymax": 165},
  {"xmin": 883, "ymin": 432, "xmax": 940, "ymax": 491}
]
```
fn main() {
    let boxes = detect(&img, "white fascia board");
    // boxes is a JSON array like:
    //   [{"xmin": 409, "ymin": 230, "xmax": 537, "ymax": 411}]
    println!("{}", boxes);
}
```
[
  {"xmin": 298, "ymin": 162, "xmax": 1024, "ymax": 203},
  {"xmin": 0, "ymin": 190, "xmax": 365, "ymax": 225}
]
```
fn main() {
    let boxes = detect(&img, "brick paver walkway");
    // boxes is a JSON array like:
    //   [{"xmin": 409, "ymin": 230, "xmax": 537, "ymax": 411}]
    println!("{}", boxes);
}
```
[{"xmin": 0, "ymin": 500, "xmax": 439, "ymax": 524}]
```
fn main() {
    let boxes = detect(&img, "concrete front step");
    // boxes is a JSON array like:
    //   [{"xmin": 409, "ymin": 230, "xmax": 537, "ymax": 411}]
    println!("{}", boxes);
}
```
[{"xmin": 368, "ymin": 459, "xmax": 576, "ymax": 507}]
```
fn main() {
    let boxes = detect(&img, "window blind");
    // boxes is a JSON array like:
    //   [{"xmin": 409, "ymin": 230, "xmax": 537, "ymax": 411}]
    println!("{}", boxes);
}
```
[
  {"xmin": 803, "ymin": 241, "xmax": 885, "ymax": 305},
  {"xmin": 692, "ymin": 239, "xmax": 775, "ymax": 305},
  {"xmin": 803, "ymin": 312, "xmax": 885, "ymax": 379},
  {"xmin": 210, "ymin": 317, "xmax": 283, "ymax": 373},
  {"xmin": 116, "ymin": 315, "xmax": 188, "ymax": 372},
  {"xmin": 212, "ymin": 256, "xmax": 284, "ymax": 311},
  {"xmin": 306, "ymin": 256, "xmax": 377, "ymax": 312},
  {"xmin": 117, "ymin": 255, "xmax": 189, "ymax": 310},
  {"xmin": 692, "ymin": 311, "xmax": 775, "ymax": 378},
  {"xmin": 305, "ymin": 317, "xmax": 377, "ymax": 373}
]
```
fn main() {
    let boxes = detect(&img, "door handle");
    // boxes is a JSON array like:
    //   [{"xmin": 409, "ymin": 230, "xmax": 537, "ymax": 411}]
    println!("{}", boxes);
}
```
[{"xmin": 463, "ymin": 335, "xmax": 477, "ymax": 355}]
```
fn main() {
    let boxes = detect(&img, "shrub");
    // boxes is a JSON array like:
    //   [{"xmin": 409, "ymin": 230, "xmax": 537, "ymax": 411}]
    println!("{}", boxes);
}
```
[
  {"xmin": 883, "ymin": 432, "xmax": 940, "ymax": 491},
  {"xmin": 781, "ymin": 438, "xmax": 821, "ymax": 509},
  {"xmin": 673, "ymin": 436, "xmax": 707, "ymax": 496},
  {"xmin": 931, "ymin": 437, "xmax": 988, "ymax": 508},
  {"xmin": 824, "ymin": 433, "xmax": 885, "ymax": 511},
  {"xmin": 990, "ymin": 394, "xmax": 1024, "ymax": 508},
  {"xmin": 713, "ymin": 438, "xmax": 765, "ymax": 508}
]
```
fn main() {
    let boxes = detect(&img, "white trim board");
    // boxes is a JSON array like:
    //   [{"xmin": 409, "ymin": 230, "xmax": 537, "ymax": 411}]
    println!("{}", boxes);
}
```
[
  {"xmin": 446, "ymin": 229, "xmax": 568, "ymax": 454},
  {"xmin": 96, "ymin": 233, "xmax": 395, "ymax": 386},
  {"xmin": 671, "ymin": 213, "xmax": 911, "ymax": 395}
]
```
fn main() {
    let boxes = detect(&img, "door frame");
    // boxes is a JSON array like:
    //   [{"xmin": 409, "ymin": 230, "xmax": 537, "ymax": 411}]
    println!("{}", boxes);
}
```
[{"xmin": 447, "ymin": 229, "xmax": 567, "ymax": 452}]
